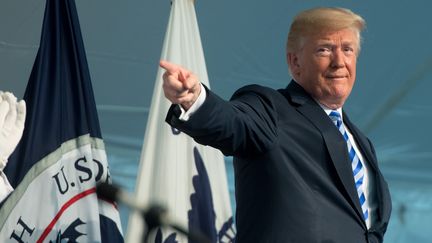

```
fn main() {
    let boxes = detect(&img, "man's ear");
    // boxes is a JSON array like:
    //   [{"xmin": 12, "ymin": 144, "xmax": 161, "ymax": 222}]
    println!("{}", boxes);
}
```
[{"xmin": 287, "ymin": 52, "xmax": 300, "ymax": 76}]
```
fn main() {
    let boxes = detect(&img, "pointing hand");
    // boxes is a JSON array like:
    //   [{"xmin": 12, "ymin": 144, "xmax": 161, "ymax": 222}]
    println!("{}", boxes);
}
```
[{"xmin": 160, "ymin": 60, "xmax": 201, "ymax": 110}]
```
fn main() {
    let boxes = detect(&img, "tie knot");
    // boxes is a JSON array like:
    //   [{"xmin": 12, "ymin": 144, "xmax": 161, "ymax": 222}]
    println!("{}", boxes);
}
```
[{"xmin": 329, "ymin": 111, "xmax": 342, "ymax": 127}]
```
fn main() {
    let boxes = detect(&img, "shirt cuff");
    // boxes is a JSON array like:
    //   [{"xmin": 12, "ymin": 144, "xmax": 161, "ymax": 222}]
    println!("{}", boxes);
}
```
[{"xmin": 179, "ymin": 83, "xmax": 207, "ymax": 121}]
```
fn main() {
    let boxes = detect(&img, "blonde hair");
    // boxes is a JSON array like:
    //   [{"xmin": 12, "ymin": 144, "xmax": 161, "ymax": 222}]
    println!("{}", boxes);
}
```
[{"xmin": 286, "ymin": 7, "xmax": 366, "ymax": 53}]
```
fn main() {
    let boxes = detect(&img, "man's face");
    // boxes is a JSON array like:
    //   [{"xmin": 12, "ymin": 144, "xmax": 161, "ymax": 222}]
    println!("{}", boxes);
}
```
[{"xmin": 288, "ymin": 28, "xmax": 359, "ymax": 109}]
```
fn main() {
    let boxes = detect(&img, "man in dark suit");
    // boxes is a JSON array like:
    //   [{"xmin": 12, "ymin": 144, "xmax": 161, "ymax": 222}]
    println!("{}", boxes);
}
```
[{"xmin": 160, "ymin": 7, "xmax": 391, "ymax": 243}]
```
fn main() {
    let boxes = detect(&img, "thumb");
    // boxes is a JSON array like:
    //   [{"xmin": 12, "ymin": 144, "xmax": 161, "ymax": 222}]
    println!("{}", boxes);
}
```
[{"xmin": 16, "ymin": 100, "xmax": 26, "ymax": 129}]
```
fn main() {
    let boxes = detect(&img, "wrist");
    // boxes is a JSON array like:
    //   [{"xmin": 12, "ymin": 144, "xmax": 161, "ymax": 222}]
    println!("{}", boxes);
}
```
[{"xmin": 179, "ymin": 83, "xmax": 206, "ymax": 121}]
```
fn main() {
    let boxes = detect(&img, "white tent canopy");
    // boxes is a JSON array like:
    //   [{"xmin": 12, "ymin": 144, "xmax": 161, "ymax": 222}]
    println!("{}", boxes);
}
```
[{"xmin": 1, "ymin": 1, "xmax": 431, "ymax": 242}]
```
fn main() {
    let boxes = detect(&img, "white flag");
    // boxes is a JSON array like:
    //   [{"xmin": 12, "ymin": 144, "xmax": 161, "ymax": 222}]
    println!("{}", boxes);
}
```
[{"xmin": 126, "ymin": 0, "xmax": 235, "ymax": 242}]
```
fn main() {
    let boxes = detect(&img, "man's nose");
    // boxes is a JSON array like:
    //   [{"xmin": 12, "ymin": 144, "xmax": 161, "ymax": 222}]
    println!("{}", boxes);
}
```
[{"xmin": 331, "ymin": 49, "xmax": 345, "ymax": 68}]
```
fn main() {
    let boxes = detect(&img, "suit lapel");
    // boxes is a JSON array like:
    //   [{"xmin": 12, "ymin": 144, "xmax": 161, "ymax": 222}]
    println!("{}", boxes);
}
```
[{"xmin": 281, "ymin": 81, "xmax": 366, "ymax": 224}]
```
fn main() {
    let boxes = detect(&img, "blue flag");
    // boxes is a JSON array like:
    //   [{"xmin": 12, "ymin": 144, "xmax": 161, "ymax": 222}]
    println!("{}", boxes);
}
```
[{"xmin": 0, "ymin": 0, "xmax": 123, "ymax": 241}]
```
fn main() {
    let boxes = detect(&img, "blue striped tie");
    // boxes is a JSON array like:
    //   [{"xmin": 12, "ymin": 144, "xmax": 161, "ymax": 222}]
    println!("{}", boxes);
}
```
[{"xmin": 329, "ymin": 111, "xmax": 369, "ymax": 222}]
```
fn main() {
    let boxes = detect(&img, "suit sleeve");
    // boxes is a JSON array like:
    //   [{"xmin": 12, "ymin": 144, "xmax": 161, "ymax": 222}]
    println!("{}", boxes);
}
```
[{"xmin": 165, "ymin": 84, "xmax": 280, "ymax": 157}]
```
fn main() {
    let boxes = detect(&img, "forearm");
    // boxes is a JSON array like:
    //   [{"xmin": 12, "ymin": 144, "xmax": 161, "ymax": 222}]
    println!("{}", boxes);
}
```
[{"xmin": 166, "ymin": 85, "xmax": 278, "ymax": 156}]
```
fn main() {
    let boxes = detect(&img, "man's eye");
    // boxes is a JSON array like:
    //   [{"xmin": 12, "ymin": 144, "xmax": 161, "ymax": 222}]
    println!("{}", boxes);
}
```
[
  {"xmin": 344, "ymin": 47, "xmax": 354, "ymax": 53},
  {"xmin": 317, "ymin": 48, "xmax": 331, "ymax": 56}
]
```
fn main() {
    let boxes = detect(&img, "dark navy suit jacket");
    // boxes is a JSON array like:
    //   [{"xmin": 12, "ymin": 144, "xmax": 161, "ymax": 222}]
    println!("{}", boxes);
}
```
[{"xmin": 166, "ymin": 81, "xmax": 392, "ymax": 243}]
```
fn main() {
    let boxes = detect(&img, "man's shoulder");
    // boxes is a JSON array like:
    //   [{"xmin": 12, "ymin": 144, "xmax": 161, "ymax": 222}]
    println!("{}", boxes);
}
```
[{"xmin": 231, "ymin": 84, "xmax": 283, "ymax": 99}]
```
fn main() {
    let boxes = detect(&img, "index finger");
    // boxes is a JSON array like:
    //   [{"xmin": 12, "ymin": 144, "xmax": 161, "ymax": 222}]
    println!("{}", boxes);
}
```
[{"xmin": 159, "ymin": 60, "xmax": 180, "ymax": 74}]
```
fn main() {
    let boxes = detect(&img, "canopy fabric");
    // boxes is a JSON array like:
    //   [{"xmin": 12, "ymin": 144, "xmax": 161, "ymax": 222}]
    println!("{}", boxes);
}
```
[{"xmin": 1, "ymin": 1, "xmax": 431, "ymax": 242}]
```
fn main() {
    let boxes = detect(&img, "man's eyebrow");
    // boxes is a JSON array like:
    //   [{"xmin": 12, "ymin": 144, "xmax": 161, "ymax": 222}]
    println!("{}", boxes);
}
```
[
  {"xmin": 315, "ymin": 42, "xmax": 335, "ymax": 48},
  {"xmin": 315, "ymin": 40, "xmax": 357, "ymax": 47}
]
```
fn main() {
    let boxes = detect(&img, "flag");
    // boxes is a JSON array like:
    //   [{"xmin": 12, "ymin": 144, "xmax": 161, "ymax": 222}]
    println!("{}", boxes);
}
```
[
  {"xmin": 0, "ymin": 0, "xmax": 123, "ymax": 241},
  {"xmin": 126, "ymin": 0, "xmax": 235, "ymax": 242}
]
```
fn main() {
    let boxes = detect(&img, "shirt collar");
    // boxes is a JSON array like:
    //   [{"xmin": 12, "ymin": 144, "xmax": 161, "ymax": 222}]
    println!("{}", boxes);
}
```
[{"xmin": 316, "ymin": 101, "xmax": 343, "ymax": 121}]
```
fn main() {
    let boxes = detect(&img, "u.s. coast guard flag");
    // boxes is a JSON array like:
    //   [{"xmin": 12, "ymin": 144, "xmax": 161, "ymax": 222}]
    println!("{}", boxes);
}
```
[
  {"xmin": 0, "ymin": 0, "xmax": 123, "ymax": 241},
  {"xmin": 126, "ymin": 0, "xmax": 235, "ymax": 242}
]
